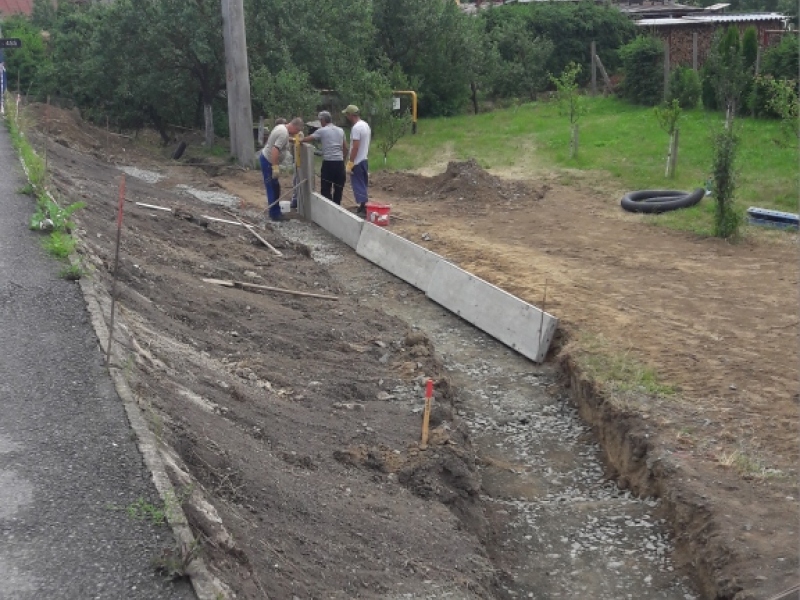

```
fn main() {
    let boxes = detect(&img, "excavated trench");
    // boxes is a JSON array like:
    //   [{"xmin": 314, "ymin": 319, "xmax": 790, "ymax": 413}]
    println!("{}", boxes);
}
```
[{"xmin": 273, "ymin": 218, "xmax": 699, "ymax": 600}]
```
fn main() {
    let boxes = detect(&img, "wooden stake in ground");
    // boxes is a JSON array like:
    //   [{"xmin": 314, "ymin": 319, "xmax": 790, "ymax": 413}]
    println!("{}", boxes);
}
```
[
  {"xmin": 106, "ymin": 174, "xmax": 126, "ymax": 364},
  {"xmin": 420, "ymin": 379, "xmax": 434, "ymax": 450},
  {"xmin": 202, "ymin": 278, "xmax": 338, "ymax": 301},
  {"xmin": 536, "ymin": 279, "xmax": 549, "ymax": 358}
]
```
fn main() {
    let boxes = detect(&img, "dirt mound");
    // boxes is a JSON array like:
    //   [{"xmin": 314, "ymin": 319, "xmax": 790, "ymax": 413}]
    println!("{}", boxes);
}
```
[{"xmin": 374, "ymin": 159, "xmax": 547, "ymax": 205}]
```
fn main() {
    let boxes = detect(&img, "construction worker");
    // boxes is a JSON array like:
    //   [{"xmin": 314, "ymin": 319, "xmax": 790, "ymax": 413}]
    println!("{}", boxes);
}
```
[
  {"xmin": 342, "ymin": 105, "xmax": 371, "ymax": 216},
  {"xmin": 302, "ymin": 111, "xmax": 347, "ymax": 206},
  {"xmin": 260, "ymin": 117, "xmax": 303, "ymax": 222}
]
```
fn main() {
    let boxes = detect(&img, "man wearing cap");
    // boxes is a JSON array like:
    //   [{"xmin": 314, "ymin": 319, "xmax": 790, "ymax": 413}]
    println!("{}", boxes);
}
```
[
  {"xmin": 302, "ymin": 111, "xmax": 347, "ymax": 206},
  {"xmin": 342, "ymin": 105, "xmax": 371, "ymax": 216},
  {"xmin": 260, "ymin": 116, "xmax": 304, "ymax": 222}
]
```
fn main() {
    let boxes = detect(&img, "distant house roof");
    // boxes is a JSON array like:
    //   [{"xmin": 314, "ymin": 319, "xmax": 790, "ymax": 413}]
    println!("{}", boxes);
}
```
[
  {"xmin": 637, "ymin": 12, "xmax": 787, "ymax": 26},
  {"xmin": 0, "ymin": 0, "xmax": 33, "ymax": 17}
]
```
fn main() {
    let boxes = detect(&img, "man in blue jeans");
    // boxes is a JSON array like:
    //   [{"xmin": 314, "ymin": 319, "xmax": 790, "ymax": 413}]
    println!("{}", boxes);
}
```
[
  {"xmin": 259, "ymin": 117, "xmax": 303, "ymax": 222},
  {"xmin": 342, "ymin": 105, "xmax": 371, "ymax": 216}
]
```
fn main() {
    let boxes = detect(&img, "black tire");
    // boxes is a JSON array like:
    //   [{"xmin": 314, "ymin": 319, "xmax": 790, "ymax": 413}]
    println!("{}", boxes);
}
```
[
  {"xmin": 172, "ymin": 141, "xmax": 187, "ymax": 160},
  {"xmin": 620, "ymin": 188, "xmax": 705, "ymax": 214}
]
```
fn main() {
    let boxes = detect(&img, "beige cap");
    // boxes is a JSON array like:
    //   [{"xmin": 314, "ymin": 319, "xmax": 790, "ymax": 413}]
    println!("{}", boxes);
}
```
[{"xmin": 342, "ymin": 105, "xmax": 360, "ymax": 115}]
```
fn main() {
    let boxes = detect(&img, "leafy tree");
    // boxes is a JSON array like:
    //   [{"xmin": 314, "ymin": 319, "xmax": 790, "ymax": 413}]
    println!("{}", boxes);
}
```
[
  {"xmin": 0, "ymin": 15, "xmax": 50, "ymax": 98},
  {"xmin": 707, "ymin": 27, "xmax": 751, "ymax": 124},
  {"xmin": 761, "ymin": 34, "xmax": 800, "ymax": 80},
  {"xmin": 376, "ymin": 108, "xmax": 412, "ymax": 165},
  {"xmin": 482, "ymin": 1, "xmax": 636, "ymax": 86},
  {"xmin": 461, "ymin": 16, "xmax": 500, "ymax": 114},
  {"xmin": 654, "ymin": 99, "xmax": 682, "ymax": 177},
  {"xmin": 251, "ymin": 64, "xmax": 319, "ymax": 123},
  {"xmin": 373, "ymin": 0, "xmax": 474, "ymax": 116},
  {"xmin": 619, "ymin": 36, "xmax": 664, "ymax": 106},
  {"xmin": 764, "ymin": 77, "xmax": 799, "ymax": 143},
  {"xmin": 490, "ymin": 18, "xmax": 553, "ymax": 101},
  {"xmin": 550, "ymin": 62, "xmax": 586, "ymax": 158}
]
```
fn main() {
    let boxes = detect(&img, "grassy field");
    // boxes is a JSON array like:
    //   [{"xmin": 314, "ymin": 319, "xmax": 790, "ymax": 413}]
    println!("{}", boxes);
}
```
[{"xmin": 382, "ymin": 96, "xmax": 798, "ymax": 236}]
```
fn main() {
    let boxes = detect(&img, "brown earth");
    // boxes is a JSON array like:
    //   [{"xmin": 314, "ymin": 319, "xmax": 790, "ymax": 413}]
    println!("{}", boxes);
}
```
[
  {"xmin": 368, "ymin": 162, "xmax": 800, "ymax": 599},
  {"xmin": 25, "ymin": 105, "xmax": 501, "ymax": 599},
  {"xmin": 20, "ymin": 103, "xmax": 800, "ymax": 599}
]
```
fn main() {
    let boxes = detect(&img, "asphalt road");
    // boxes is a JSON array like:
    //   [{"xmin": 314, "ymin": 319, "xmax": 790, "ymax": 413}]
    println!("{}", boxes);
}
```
[{"xmin": 0, "ymin": 124, "xmax": 195, "ymax": 599}]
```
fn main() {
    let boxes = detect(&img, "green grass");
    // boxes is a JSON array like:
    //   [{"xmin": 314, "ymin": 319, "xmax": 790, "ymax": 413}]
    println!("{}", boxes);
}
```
[
  {"xmin": 572, "ymin": 332, "xmax": 677, "ymax": 403},
  {"xmin": 383, "ymin": 96, "xmax": 799, "ymax": 236}
]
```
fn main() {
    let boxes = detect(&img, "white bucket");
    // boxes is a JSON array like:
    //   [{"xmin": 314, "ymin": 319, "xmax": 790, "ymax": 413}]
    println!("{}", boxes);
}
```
[{"xmin": 279, "ymin": 200, "xmax": 291, "ymax": 214}]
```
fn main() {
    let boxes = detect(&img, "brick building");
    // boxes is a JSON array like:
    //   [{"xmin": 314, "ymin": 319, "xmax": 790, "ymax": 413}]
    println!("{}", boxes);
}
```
[
  {"xmin": 636, "ymin": 13, "xmax": 788, "ymax": 68},
  {"xmin": 0, "ymin": 0, "xmax": 33, "ymax": 18}
]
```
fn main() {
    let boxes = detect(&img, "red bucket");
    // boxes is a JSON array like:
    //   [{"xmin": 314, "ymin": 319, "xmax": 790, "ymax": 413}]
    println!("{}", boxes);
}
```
[{"xmin": 365, "ymin": 202, "xmax": 391, "ymax": 227}]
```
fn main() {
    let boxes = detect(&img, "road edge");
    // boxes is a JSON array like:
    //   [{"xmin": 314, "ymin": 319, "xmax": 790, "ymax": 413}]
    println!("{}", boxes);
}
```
[{"xmin": 78, "ymin": 264, "xmax": 231, "ymax": 600}]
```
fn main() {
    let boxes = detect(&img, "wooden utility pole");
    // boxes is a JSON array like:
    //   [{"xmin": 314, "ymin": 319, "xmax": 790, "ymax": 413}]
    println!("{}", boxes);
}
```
[
  {"xmin": 590, "ymin": 41, "xmax": 597, "ymax": 96},
  {"xmin": 220, "ymin": 0, "xmax": 254, "ymax": 168}
]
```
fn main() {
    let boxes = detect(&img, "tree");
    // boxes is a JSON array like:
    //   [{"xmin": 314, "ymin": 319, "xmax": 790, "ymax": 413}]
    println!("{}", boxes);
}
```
[
  {"xmin": 373, "ymin": 0, "xmax": 474, "ymax": 115},
  {"xmin": 550, "ymin": 62, "xmax": 586, "ymax": 159},
  {"xmin": 619, "ymin": 36, "xmax": 664, "ymax": 106},
  {"xmin": 707, "ymin": 26, "xmax": 751, "ymax": 125},
  {"xmin": 0, "ymin": 15, "xmax": 50, "ymax": 98},
  {"xmin": 490, "ymin": 18, "xmax": 553, "ymax": 101},
  {"xmin": 482, "ymin": 2, "xmax": 636, "ymax": 86},
  {"xmin": 654, "ymin": 99, "xmax": 682, "ymax": 177},
  {"xmin": 376, "ymin": 109, "xmax": 412, "ymax": 165},
  {"xmin": 710, "ymin": 126, "xmax": 742, "ymax": 239}
]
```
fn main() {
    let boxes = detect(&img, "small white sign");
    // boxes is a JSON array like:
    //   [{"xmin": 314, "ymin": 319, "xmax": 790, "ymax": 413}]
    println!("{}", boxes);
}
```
[{"xmin": 392, "ymin": 97, "xmax": 401, "ymax": 111}]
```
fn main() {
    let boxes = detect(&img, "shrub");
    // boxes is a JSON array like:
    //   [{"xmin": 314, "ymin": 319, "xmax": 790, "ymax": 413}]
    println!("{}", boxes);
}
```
[
  {"xmin": 619, "ymin": 36, "xmax": 664, "ymax": 106},
  {"xmin": 701, "ymin": 64, "xmax": 718, "ymax": 110},
  {"xmin": 762, "ymin": 34, "xmax": 800, "ymax": 81},
  {"xmin": 668, "ymin": 66, "xmax": 701, "ymax": 109},
  {"xmin": 711, "ymin": 127, "xmax": 742, "ymax": 239}
]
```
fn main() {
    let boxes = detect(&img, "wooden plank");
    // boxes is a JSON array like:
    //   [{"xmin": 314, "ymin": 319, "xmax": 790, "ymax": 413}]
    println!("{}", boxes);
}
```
[
  {"xmin": 202, "ymin": 278, "xmax": 338, "ymax": 300},
  {"xmin": 201, "ymin": 215, "xmax": 246, "ymax": 226},
  {"xmin": 221, "ymin": 210, "xmax": 283, "ymax": 256},
  {"xmin": 135, "ymin": 202, "xmax": 172, "ymax": 212}
]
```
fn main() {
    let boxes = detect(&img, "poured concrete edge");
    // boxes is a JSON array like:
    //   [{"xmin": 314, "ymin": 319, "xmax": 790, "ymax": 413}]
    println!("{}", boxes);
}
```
[
  {"xmin": 355, "ymin": 222, "xmax": 443, "ymax": 291},
  {"xmin": 426, "ymin": 260, "xmax": 558, "ymax": 363},
  {"xmin": 307, "ymin": 192, "xmax": 364, "ymax": 249},
  {"xmin": 77, "ymin": 257, "xmax": 230, "ymax": 600}
]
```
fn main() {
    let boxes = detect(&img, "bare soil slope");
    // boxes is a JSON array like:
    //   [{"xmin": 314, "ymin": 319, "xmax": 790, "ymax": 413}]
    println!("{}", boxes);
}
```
[{"xmin": 31, "ymin": 107, "xmax": 500, "ymax": 599}]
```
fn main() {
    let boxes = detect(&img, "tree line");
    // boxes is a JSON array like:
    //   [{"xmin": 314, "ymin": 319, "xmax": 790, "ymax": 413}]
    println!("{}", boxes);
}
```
[
  {"xmin": 1, "ymin": 0, "xmax": 795, "ymax": 146},
  {"xmin": 1, "ymin": 0, "xmax": 635, "ymax": 142}
]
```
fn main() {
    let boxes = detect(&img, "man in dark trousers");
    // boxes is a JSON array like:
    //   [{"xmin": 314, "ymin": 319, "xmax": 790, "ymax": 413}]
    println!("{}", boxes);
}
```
[
  {"xmin": 259, "ymin": 117, "xmax": 303, "ymax": 221},
  {"xmin": 302, "ymin": 111, "xmax": 347, "ymax": 205},
  {"xmin": 342, "ymin": 105, "xmax": 371, "ymax": 216}
]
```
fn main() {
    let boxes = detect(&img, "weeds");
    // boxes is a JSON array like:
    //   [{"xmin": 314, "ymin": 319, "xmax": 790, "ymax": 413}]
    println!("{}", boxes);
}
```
[
  {"xmin": 574, "ymin": 333, "xmax": 677, "ymax": 403},
  {"xmin": 42, "ymin": 231, "xmax": 76, "ymax": 259},
  {"xmin": 127, "ymin": 497, "xmax": 168, "ymax": 526},
  {"xmin": 5, "ymin": 97, "xmax": 85, "ymax": 261},
  {"xmin": 59, "ymin": 263, "xmax": 84, "ymax": 280},
  {"xmin": 717, "ymin": 448, "xmax": 785, "ymax": 480},
  {"xmin": 153, "ymin": 539, "xmax": 202, "ymax": 581}
]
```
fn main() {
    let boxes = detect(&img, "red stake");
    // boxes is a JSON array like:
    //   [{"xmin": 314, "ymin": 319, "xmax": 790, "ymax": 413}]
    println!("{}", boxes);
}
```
[
  {"xmin": 106, "ymin": 174, "xmax": 126, "ymax": 364},
  {"xmin": 420, "ymin": 379, "xmax": 434, "ymax": 450}
]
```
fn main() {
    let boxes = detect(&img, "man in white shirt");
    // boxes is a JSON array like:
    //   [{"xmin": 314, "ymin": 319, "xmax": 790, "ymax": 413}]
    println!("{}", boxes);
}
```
[
  {"xmin": 342, "ymin": 105, "xmax": 371, "ymax": 216},
  {"xmin": 260, "ymin": 117, "xmax": 303, "ymax": 222},
  {"xmin": 302, "ymin": 111, "xmax": 347, "ymax": 205}
]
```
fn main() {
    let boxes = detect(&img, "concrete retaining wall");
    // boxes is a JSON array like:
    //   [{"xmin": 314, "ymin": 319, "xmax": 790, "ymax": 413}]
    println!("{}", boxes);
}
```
[
  {"xmin": 355, "ymin": 223, "xmax": 443, "ymax": 291},
  {"xmin": 306, "ymin": 192, "xmax": 364, "ymax": 250},
  {"xmin": 295, "ymin": 141, "xmax": 558, "ymax": 362},
  {"xmin": 426, "ymin": 261, "xmax": 558, "ymax": 363}
]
